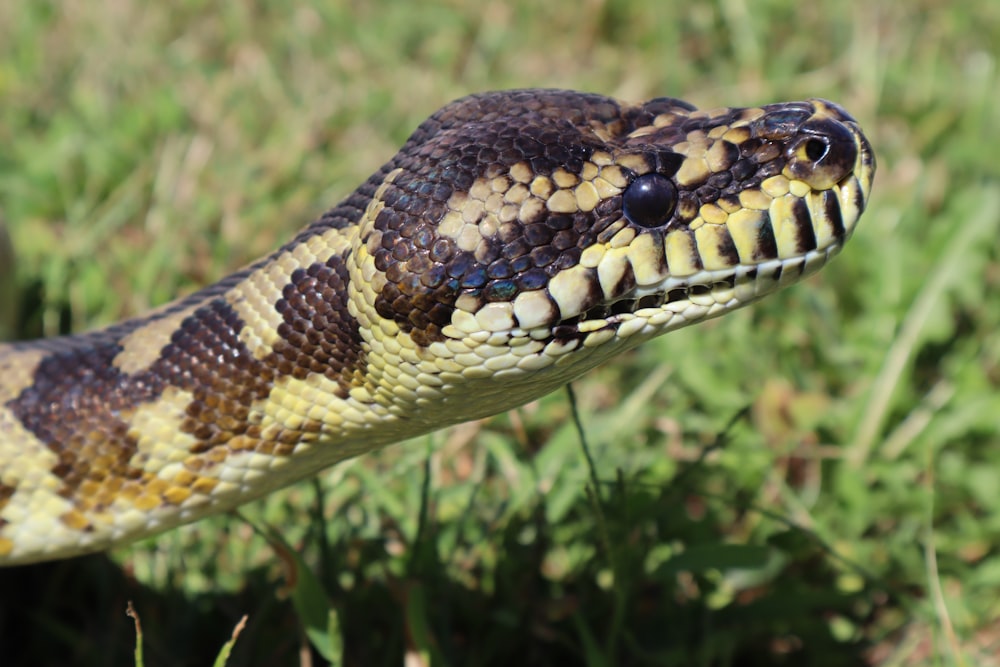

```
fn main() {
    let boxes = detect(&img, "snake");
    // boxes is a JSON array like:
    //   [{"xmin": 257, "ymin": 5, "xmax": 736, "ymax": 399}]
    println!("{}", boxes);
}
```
[{"xmin": 0, "ymin": 89, "xmax": 875, "ymax": 565}]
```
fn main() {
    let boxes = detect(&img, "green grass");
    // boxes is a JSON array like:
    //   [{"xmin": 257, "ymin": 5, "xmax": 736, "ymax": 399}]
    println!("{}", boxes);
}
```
[{"xmin": 1, "ymin": 0, "xmax": 1000, "ymax": 665}]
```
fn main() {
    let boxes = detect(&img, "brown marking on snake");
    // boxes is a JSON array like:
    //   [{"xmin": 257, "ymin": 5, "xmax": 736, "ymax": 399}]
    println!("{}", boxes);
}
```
[
  {"xmin": 9, "ymin": 340, "xmax": 155, "ymax": 502},
  {"xmin": 113, "ymin": 305, "xmax": 201, "ymax": 374},
  {"xmin": 5, "ymin": 251, "xmax": 364, "ymax": 513},
  {"xmin": 270, "ymin": 253, "xmax": 366, "ymax": 399},
  {"xmin": 0, "ymin": 482, "xmax": 13, "ymax": 526}
]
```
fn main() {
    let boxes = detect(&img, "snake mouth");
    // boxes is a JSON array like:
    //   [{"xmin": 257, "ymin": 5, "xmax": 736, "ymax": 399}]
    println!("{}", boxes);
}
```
[{"xmin": 562, "ymin": 252, "xmax": 828, "ymax": 337}]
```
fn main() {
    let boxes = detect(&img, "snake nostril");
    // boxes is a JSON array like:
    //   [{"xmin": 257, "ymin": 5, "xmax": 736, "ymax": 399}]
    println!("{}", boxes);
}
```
[{"xmin": 784, "ymin": 119, "xmax": 859, "ymax": 190}]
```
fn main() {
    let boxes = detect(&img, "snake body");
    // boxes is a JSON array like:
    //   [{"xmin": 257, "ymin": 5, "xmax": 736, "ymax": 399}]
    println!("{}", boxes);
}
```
[{"xmin": 0, "ymin": 90, "xmax": 875, "ymax": 565}]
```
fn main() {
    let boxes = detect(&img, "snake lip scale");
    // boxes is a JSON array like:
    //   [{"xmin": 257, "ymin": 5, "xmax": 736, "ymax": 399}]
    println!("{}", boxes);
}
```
[{"xmin": 0, "ymin": 89, "xmax": 875, "ymax": 565}]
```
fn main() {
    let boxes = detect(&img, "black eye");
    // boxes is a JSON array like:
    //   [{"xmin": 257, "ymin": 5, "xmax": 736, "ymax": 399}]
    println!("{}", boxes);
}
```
[{"xmin": 623, "ymin": 173, "xmax": 677, "ymax": 228}]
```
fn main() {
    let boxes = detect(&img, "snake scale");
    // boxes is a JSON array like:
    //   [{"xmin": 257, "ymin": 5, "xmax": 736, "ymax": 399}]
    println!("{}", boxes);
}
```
[{"xmin": 0, "ymin": 89, "xmax": 874, "ymax": 565}]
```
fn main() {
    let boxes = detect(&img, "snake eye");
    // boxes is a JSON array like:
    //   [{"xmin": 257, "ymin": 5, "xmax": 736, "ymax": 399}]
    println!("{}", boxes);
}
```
[{"xmin": 623, "ymin": 173, "xmax": 677, "ymax": 228}]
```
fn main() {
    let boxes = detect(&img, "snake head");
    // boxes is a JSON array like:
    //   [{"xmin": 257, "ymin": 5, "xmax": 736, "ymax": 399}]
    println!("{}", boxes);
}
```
[{"xmin": 359, "ymin": 91, "xmax": 874, "ymax": 367}]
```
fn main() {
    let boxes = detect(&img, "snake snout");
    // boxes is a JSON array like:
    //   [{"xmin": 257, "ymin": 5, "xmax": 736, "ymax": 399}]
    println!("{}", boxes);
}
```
[{"xmin": 782, "ymin": 108, "xmax": 862, "ymax": 191}]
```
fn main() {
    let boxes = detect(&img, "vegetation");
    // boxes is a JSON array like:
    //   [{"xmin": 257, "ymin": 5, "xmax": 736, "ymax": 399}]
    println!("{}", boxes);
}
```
[{"xmin": 1, "ymin": 1, "xmax": 998, "ymax": 664}]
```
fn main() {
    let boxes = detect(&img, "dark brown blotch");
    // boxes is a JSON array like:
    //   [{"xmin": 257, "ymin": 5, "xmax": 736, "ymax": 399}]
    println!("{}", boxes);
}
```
[
  {"xmin": 790, "ymin": 198, "xmax": 818, "ymax": 252},
  {"xmin": 753, "ymin": 219, "xmax": 780, "ymax": 261},
  {"xmin": 6, "ymin": 252, "xmax": 366, "ymax": 509},
  {"xmin": 820, "ymin": 189, "xmax": 846, "ymax": 238},
  {"xmin": 716, "ymin": 228, "xmax": 741, "ymax": 266},
  {"xmin": 0, "ymin": 482, "xmax": 14, "ymax": 524},
  {"xmin": 270, "ymin": 254, "xmax": 367, "ymax": 400},
  {"xmin": 7, "ymin": 339, "xmax": 158, "ymax": 507}
]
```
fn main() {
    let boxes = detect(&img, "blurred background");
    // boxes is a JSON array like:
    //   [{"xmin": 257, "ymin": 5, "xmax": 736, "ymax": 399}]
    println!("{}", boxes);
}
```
[{"xmin": 0, "ymin": 1, "xmax": 998, "ymax": 665}]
